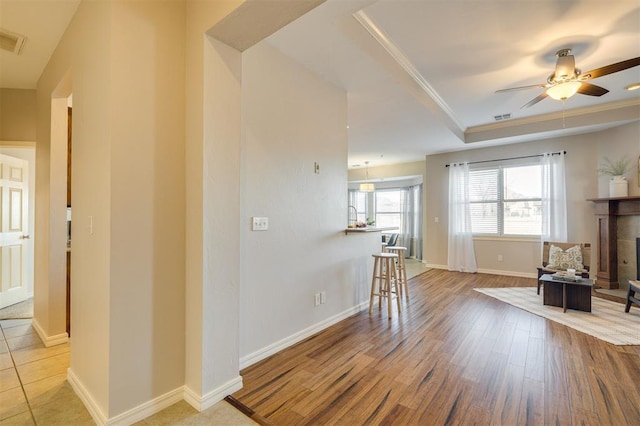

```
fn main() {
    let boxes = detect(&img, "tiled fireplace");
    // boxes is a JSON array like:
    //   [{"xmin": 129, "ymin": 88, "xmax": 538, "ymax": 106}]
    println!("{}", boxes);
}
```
[
  {"xmin": 617, "ymin": 217, "xmax": 640, "ymax": 290},
  {"xmin": 588, "ymin": 196, "xmax": 640, "ymax": 290}
]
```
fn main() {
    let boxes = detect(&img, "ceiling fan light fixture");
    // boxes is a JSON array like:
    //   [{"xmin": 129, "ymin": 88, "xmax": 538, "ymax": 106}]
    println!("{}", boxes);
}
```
[{"xmin": 546, "ymin": 81, "xmax": 582, "ymax": 100}]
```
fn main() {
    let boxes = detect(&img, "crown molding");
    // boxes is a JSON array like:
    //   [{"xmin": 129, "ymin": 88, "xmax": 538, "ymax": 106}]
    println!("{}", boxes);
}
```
[
  {"xmin": 467, "ymin": 98, "xmax": 640, "ymax": 134},
  {"xmin": 352, "ymin": 10, "xmax": 465, "ymax": 139},
  {"xmin": 464, "ymin": 98, "xmax": 640, "ymax": 143}
]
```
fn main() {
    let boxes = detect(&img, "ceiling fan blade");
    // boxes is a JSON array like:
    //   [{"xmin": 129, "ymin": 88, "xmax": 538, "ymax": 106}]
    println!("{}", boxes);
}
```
[
  {"xmin": 581, "ymin": 57, "xmax": 640, "ymax": 80},
  {"xmin": 521, "ymin": 92, "xmax": 548, "ymax": 109},
  {"xmin": 496, "ymin": 83, "xmax": 547, "ymax": 93},
  {"xmin": 577, "ymin": 82, "xmax": 609, "ymax": 96}
]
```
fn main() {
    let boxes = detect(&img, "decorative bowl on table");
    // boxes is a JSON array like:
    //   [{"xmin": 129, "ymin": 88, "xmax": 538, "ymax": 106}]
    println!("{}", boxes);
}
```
[{"xmin": 551, "ymin": 271, "xmax": 582, "ymax": 282}]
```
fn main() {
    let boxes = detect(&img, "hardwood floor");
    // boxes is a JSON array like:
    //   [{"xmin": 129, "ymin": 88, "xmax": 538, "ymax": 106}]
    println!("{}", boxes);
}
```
[{"xmin": 233, "ymin": 269, "xmax": 640, "ymax": 425}]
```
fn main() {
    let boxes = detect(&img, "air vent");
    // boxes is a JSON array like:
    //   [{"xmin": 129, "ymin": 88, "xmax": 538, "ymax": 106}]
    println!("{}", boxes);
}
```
[
  {"xmin": 493, "ymin": 113, "xmax": 511, "ymax": 121},
  {"xmin": 0, "ymin": 28, "xmax": 27, "ymax": 55}
]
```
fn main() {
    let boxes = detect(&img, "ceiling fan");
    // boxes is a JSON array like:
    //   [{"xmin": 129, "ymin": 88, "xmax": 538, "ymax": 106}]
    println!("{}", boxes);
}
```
[{"xmin": 496, "ymin": 48, "xmax": 640, "ymax": 108}]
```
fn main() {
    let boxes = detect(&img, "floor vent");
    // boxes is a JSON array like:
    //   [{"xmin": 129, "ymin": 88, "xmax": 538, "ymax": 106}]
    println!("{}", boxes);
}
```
[
  {"xmin": 493, "ymin": 113, "xmax": 511, "ymax": 121},
  {"xmin": 0, "ymin": 28, "xmax": 27, "ymax": 55}
]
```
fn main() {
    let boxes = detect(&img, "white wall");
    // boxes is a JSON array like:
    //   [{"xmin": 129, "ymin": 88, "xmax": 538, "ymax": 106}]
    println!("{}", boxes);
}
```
[
  {"xmin": 184, "ymin": 0, "xmax": 246, "ymax": 405},
  {"xmin": 424, "ymin": 122, "xmax": 640, "ymax": 276},
  {"xmin": 239, "ymin": 42, "xmax": 378, "ymax": 363}
]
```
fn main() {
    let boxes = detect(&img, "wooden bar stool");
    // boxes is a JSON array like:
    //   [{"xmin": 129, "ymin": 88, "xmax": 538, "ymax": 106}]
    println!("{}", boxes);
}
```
[
  {"xmin": 369, "ymin": 253, "xmax": 401, "ymax": 318},
  {"xmin": 381, "ymin": 242, "xmax": 388, "ymax": 252},
  {"xmin": 386, "ymin": 246, "xmax": 408, "ymax": 299}
]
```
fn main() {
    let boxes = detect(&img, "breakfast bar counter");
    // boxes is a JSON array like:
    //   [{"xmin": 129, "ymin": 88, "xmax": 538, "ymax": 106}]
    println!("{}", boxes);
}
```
[{"xmin": 344, "ymin": 227, "xmax": 397, "ymax": 235}]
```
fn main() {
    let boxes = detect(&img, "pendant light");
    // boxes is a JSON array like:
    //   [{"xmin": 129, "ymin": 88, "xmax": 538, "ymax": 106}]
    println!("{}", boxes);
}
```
[{"xmin": 359, "ymin": 161, "xmax": 375, "ymax": 192}]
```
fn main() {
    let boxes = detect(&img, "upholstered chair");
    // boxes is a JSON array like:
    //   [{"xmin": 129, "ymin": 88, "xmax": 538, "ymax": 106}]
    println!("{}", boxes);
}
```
[{"xmin": 537, "ymin": 242, "xmax": 591, "ymax": 294}]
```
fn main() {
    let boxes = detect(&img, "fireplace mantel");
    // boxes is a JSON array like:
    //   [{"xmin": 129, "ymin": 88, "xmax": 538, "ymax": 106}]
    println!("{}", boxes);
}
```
[
  {"xmin": 587, "ymin": 196, "xmax": 640, "ymax": 215},
  {"xmin": 587, "ymin": 196, "xmax": 640, "ymax": 289}
]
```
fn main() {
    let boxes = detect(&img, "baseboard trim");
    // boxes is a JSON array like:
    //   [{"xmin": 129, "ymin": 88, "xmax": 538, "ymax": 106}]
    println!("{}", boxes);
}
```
[
  {"xmin": 239, "ymin": 302, "xmax": 368, "ymax": 370},
  {"xmin": 477, "ymin": 268, "xmax": 537, "ymax": 279},
  {"xmin": 69, "ymin": 369, "xmax": 185, "ymax": 425},
  {"xmin": 425, "ymin": 263, "xmax": 448, "ymax": 270},
  {"xmin": 67, "ymin": 368, "xmax": 108, "ymax": 426},
  {"xmin": 31, "ymin": 318, "xmax": 68, "ymax": 347},
  {"xmin": 184, "ymin": 376, "xmax": 243, "ymax": 412},
  {"xmin": 425, "ymin": 264, "xmax": 536, "ymax": 279},
  {"xmin": 106, "ymin": 387, "xmax": 184, "ymax": 425}
]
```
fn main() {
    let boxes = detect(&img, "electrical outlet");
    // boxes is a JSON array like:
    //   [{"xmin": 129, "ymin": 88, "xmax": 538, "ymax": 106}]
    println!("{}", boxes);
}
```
[
  {"xmin": 252, "ymin": 217, "xmax": 269, "ymax": 231},
  {"xmin": 497, "ymin": 254, "xmax": 503, "ymax": 262},
  {"xmin": 314, "ymin": 293, "xmax": 321, "ymax": 307},
  {"xmin": 320, "ymin": 291, "xmax": 326, "ymax": 304},
  {"xmin": 314, "ymin": 162, "xmax": 320, "ymax": 174}
]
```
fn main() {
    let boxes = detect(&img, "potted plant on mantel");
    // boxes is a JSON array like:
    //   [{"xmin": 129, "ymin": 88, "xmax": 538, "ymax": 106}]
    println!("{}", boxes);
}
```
[{"xmin": 597, "ymin": 156, "xmax": 630, "ymax": 198}]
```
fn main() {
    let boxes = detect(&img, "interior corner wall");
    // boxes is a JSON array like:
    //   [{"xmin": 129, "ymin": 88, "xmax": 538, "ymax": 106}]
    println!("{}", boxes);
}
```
[
  {"xmin": 424, "ymin": 124, "xmax": 640, "ymax": 276},
  {"xmin": 107, "ymin": 1, "xmax": 186, "ymax": 417},
  {"xmin": 38, "ymin": 0, "xmax": 189, "ymax": 420},
  {"xmin": 36, "ymin": 0, "xmax": 112, "ymax": 417},
  {"xmin": 239, "ymin": 41, "xmax": 378, "ymax": 362},
  {"xmin": 198, "ymin": 34, "xmax": 243, "ymax": 398},
  {"xmin": 184, "ymin": 0, "xmax": 246, "ymax": 402},
  {"xmin": 0, "ymin": 89, "xmax": 37, "ymax": 141}
]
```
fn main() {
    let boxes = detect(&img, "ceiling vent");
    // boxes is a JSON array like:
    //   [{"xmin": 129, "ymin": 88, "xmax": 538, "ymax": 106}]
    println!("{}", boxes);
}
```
[
  {"xmin": 0, "ymin": 28, "xmax": 27, "ymax": 55},
  {"xmin": 493, "ymin": 113, "xmax": 511, "ymax": 121}
]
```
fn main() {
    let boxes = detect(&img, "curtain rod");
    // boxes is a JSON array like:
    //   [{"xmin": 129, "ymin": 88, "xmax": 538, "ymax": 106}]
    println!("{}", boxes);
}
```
[{"xmin": 445, "ymin": 150, "xmax": 566, "ymax": 168}]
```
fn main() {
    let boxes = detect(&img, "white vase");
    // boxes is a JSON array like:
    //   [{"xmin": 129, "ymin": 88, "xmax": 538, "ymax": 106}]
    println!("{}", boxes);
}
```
[{"xmin": 609, "ymin": 176, "xmax": 628, "ymax": 198}]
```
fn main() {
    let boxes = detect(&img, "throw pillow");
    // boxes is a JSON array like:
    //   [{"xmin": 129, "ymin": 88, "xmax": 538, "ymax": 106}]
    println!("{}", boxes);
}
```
[{"xmin": 547, "ymin": 244, "xmax": 584, "ymax": 270}]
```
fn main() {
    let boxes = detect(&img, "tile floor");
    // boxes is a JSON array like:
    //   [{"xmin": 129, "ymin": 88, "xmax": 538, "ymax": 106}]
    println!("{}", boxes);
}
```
[
  {"xmin": 0, "ymin": 319, "xmax": 256, "ymax": 425},
  {"xmin": 0, "ymin": 318, "xmax": 91, "ymax": 425},
  {"xmin": 404, "ymin": 258, "xmax": 429, "ymax": 280}
]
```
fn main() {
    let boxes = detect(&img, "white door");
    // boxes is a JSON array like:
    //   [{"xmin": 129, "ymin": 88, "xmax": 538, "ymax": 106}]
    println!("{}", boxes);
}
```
[{"xmin": 0, "ymin": 154, "xmax": 30, "ymax": 309}]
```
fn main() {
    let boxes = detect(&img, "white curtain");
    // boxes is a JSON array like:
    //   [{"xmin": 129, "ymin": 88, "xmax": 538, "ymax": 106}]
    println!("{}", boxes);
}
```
[
  {"xmin": 541, "ymin": 152, "xmax": 567, "ymax": 242},
  {"xmin": 400, "ymin": 185, "xmax": 423, "ymax": 260},
  {"xmin": 448, "ymin": 163, "xmax": 477, "ymax": 272}
]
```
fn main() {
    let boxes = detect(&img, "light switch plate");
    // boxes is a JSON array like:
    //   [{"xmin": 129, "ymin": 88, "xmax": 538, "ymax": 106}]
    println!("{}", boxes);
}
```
[{"xmin": 252, "ymin": 217, "xmax": 269, "ymax": 231}]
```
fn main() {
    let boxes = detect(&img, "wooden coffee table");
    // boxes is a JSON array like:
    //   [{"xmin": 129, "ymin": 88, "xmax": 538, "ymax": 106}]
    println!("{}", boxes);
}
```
[{"xmin": 539, "ymin": 274, "xmax": 594, "ymax": 313}]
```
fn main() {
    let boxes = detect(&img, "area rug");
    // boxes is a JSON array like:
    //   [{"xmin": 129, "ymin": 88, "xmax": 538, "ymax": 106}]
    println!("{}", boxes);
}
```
[
  {"xmin": 0, "ymin": 297, "xmax": 33, "ymax": 320},
  {"xmin": 474, "ymin": 287, "xmax": 640, "ymax": 345}
]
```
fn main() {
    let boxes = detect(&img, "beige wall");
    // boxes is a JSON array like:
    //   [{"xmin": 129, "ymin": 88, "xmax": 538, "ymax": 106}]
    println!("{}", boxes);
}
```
[
  {"xmin": 0, "ymin": 89, "xmax": 36, "ymax": 141},
  {"xmin": 424, "ymin": 122, "xmax": 640, "ymax": 277},
  {"xmin": 107, "ymin": 1, "xmax": 186, "ymax": 415},
  {"xmin": 36, "ymin": 0, "xmax": 186, "ymax": 420},
  {"xmin": 36, "ymin": 0, "xmax": 111, "ymax": 415}
]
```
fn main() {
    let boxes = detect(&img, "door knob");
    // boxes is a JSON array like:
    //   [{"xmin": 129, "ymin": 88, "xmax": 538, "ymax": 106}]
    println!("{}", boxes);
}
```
[{"xmin": 20, "ymin": 235, "xmax": 30, "ymax": 239}]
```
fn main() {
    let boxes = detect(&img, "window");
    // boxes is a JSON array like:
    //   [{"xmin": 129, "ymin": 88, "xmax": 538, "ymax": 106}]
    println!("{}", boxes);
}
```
[
  {"xmin": 348, "ymin": 190, "xmax": 367, "ymax": 223},
  {"xmin": 375, "ymin": 190, "xmax": 404, "ymax": 229},
  {"xmin": 469, "ymin": 164, "xmax": 542, "ymax": 236}
]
